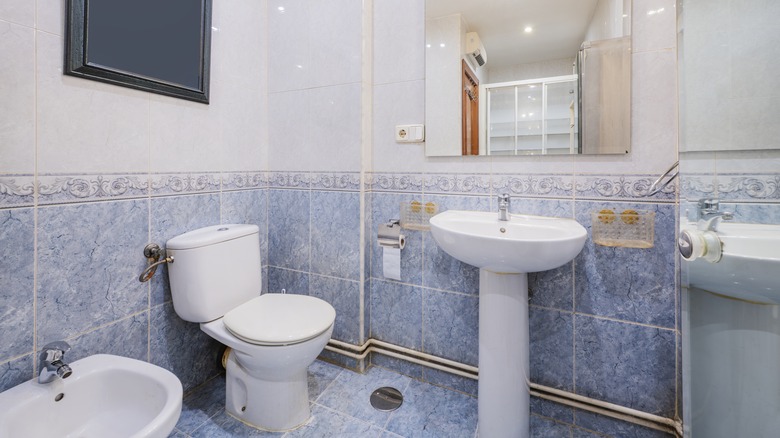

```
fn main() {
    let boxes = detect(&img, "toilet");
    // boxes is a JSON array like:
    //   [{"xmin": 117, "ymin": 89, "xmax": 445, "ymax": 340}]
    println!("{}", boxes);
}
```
[{"xmin": 166, "ymin": 224, "xmax": 336, "ymax": 432}]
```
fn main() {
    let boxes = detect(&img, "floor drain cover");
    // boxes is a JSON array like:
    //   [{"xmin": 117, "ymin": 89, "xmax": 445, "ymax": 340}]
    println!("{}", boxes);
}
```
[{"xmin": 370, "ymin": 387, "xmax": 403, "ymax": 411}]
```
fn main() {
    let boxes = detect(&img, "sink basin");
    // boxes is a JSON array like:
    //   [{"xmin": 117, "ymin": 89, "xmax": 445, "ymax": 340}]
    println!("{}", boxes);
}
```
[
  {"xmin": 429, "ymin": 209, "xmax": 587, "ymax": 437},
  {"xmin": 683, "ymin": 222, "xmax": 780, "ymax": 304},
  {"xmin": 429, "ymin": 210, "xmax": 587, "ymax": 273},
  {"xmin": 0, "ymin": 354, "xmax": 183, "ymax": 438}
]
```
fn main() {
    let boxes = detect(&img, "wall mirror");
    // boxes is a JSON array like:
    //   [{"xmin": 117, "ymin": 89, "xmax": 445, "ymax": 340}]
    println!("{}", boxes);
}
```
[
  {"xmin": 66, "ymin": 0, "xmax": 212, "ymax": 104},
  {"xmin": 425, "ymin": 0, "xmax": 631, "ymax": 157}
]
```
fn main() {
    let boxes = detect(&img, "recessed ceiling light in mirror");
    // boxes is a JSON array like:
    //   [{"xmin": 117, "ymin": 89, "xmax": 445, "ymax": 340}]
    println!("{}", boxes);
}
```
[{"xmin": 524, "ymin": 26, "xmax": 533, "ymax": 33}]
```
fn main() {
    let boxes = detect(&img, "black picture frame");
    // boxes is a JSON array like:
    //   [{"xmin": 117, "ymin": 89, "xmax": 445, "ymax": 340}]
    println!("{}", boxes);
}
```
[{"xmin": 65, "ymin": 0, "xmax": 212, "ymax": 104}]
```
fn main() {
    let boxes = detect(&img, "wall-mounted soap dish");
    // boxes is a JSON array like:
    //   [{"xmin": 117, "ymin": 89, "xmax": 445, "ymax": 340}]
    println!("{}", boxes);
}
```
[
  {"xmin": 591, "ymin": 209, "xmax": 655, "ymax": 248},
  {"xmin": 400, "ymin": 201, "xmax": 438, "ymax": 231}
]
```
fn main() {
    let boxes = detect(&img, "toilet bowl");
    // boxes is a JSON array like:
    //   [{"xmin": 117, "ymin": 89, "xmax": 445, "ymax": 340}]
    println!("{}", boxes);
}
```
[{"xmin": 166, "ymin": 224, "xmax": 336, "ymax": 431}]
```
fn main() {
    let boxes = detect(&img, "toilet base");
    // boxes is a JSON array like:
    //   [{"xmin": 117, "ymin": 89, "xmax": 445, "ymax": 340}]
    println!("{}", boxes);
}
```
[{"xmin": 224, "ymin": 352, "xmax": 310, "ymax": 431}]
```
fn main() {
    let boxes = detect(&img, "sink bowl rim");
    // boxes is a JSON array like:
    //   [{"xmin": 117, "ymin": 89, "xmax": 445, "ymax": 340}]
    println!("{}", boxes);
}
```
[{"xmin": 430, "ymin": 209, "xmax": 588, "ymax": 242}]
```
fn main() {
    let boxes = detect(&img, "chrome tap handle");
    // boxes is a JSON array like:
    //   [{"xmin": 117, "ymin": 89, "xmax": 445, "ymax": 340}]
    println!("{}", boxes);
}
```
[
  {"xmin": 38, "ymin": 341, "xmax": 73, "ymax": 383},
  {"xmin": 40, "ymin": 341, "xmax": 70, "ymax": 361},
  {"xmin": 498, "ymin": 193, "xmax": 511, "ymax": 221}
]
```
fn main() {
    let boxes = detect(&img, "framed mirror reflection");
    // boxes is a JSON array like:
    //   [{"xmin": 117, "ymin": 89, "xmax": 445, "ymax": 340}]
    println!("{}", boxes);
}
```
[{"xmin": 425, "ymin": 0, "xmax": 632, "ymax": 156}]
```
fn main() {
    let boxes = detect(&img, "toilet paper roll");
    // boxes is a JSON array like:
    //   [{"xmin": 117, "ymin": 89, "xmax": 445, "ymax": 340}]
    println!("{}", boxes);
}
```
[{"xmin": 383, "ymin": 246, "xmax": 401, "ymax": 280}]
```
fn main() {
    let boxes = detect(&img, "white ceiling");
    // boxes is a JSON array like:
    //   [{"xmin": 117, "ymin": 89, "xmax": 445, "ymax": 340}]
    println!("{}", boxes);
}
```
[{"xmin": 426, "ymin": 0, "xmax": 600, "ymax": 68}]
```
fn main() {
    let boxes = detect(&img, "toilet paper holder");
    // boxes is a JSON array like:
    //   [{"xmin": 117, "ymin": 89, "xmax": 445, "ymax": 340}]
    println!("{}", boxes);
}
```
[{"xmin": 378, "ymin": 220, "xmax": 405, "ymax": 249}]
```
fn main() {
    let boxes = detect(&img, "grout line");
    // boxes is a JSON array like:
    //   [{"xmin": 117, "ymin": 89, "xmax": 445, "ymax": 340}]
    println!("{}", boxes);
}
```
[
  {"xmin": 531, "ymin": 304, "xmax": 678, "ymax": 332},
  {"xmin": 32, "ymin": 14, "xmax": 39, "ymax": 376}
]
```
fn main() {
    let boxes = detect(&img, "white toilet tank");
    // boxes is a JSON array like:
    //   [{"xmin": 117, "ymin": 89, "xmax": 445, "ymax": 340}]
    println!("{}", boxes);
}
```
[{"xmin": 166, "ymin": 224, "xmax": 262, "ymax": 323}]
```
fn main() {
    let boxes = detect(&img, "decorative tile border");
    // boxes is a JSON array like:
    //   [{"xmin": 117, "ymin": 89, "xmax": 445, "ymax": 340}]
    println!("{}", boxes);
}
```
[
  {"xmin": 222, "ymin": 171, "xmax": 268, "ymax": 191},
  {"xmin": 0, "ymin": 175, "xmax": 35, "ymax": 208},
  {"xmin": 38, "ymin": 174, "xmax": 149, "ymax": 205},
  {"xmin": 680, "ymin": 173, "xmax": 780, "ymax": 202},
  {"xmin": 716, "ymin": 174, "xmax": 780, "ymax": 202},
  {"xmin": 149, "ymin": 173, "xmax": 221, "ymax": 197},
  {"xmin": 268, "ymin": 171, "xmax": 310, "ymax": 189},
  {"xmin": 367, "ymin": 173, "xmax": 424, "ymax": 193},
  {"xmin": 311, "ymin": 172, "xmax": 361, "ymax": 191},
  {"xmin": 492, "ymin": 174, "xmax": 573, "ymax": 199},
  {"xmin": 574, "ymin": 174, "xmax": 676, "ymax": 202},
  {"xmin": 424, "ymin": 173, "xmax": 492, "ymax": 195}
]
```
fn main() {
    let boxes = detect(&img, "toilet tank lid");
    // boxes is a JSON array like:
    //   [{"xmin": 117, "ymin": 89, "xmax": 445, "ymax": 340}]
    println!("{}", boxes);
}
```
[{"xmin": 167, "ymin": 224, "xmax": 259, "ymax": 250}]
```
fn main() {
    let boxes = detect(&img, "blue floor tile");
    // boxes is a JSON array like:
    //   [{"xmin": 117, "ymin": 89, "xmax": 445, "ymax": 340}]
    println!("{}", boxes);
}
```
[
  {"xmin": 384, "ymin": 379, "xmax": 478, "ymax": 438},
  {"xmin": 316, "ymin": 366, "xmax": 413, "ymax": 428},
  {"xmin": 189, "ymin": 409, "xmax": 283, "ymax": 437},
  {"xmin": 308, "ymin": 360, "xmax": 344, "ymax": 401},
  {"xmin": 286, "ymin": 404, "xmax": 383, "ymax": 437},
  {"xmin": 176, "ymin": 375, "xmax": 226, "ymax": 434}
]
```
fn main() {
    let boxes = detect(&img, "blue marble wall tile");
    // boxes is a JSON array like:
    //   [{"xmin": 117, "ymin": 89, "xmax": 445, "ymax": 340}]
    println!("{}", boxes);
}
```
[
  {"xmin": 0, "ymin": 354, "xmax": 33, "ymax": 393},
  {"xmin": 574, "ymin": 410, "xmax": 674, "ymax": 438},
  {"xmin": 65, "ymin": 313, "xmax": 148, "ymax": 363},
  {"xmin": 726, "ymin": 202, "xmax": 780, "ymax": 225},
  {"xmin": 311, "ymin": 191, "xmax": 361, "ymax": 280},
  {"xmin": 150, "ymin": 194, "xmax": 220, "ymax": 305},
  {"xmin": 509, "ymin": 197, "xmax": 575, "ymax": 218},
  {"xmin": 422, "ymin": 289, "xmax": 479, "ymax": 366},
  {"xmin": 371, "ymin": 192, "xmax": 423, "ymax": 285},
  {"xmin": 570, "ymin": 427, "xmax": 603, "ymax": 438},
  {"xmin": 0, "ymin": 208, "xmax": 34, "ymax": 361},
  {"xmin": 262, "ymin": 266, "xmax": 269, "ymax": 293},
  {"xmin": 530, "ymin": 307, "xmax": 574, "ymax": 391},
  {"xmin": 421, "ymin": 195, "xmax": 489, "ymax": 295},
  {"xmin": 37, "ymin": 200, "xmax": 148, "ymax": 344},
  {"xmin": 363, "ymin": 279, "xmax": 370, "ymax": 342},
  {"xmin": 529, "ymin": 262, "xmax": 574, "ymax": 311},
  {"xmin": 530, "ymin": 414, "xmax": 573, "ymax": 438},
  {"xmin": 221, "ymin": 189, "xmax": 268, "ymax": 265},
  {"xmin": 310, "ymin": 275, "xmax": 361, "ymax": 344},
  {"xmin": 268, "ymin": 189, "xmax": 310, "ymax": 271},
  {"xmin": 150, "ymin": 303, "xmax": 222, "ymax": 392},
  {"xmin": 384, "ymin": 379, "xmax": 478, "ymax": 438},
  {"xmin": 370, "ymin": 279, "xmax": 423, "ymax": 350},
  {"xmin": 574, "ymin": 202, "xmax": 676, "ymax": 328},
  {"xmin": 530, "ymin": 396, "xmax": 575, "ymax": 424},
  {"xmin": 575, "ymin": 316, "xmax": 676, "ymax": 417},
  {"xmin": 370, "ymin": 352, "xmax": 424, "ymax": 380},
  {"xmin": 267, "ymin": 266, "xmax": 309, "ymax": 295},
  {"xmin": 423, "ymin": 367, "xmax": 479, "ymax": 397}
]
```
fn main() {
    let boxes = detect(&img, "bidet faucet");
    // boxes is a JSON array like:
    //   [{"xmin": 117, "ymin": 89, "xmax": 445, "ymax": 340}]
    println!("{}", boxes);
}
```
[
  {"xmin": 38, "ymin": 341, "xmax": 72, "ymax": 384},
  {"xmin": 498, "ymin": 193, "xmax": 511, "ymax": 221},
  {"xmin": 697, "ymin": 199, "xmax": 733, "ymax": 231}
]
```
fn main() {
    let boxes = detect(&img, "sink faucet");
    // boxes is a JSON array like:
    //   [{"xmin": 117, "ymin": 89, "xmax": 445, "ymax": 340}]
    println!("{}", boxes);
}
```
[
  {"xmin": 697, "ymin": 199, "xmax": 733, "ymax": 231},
  {"xmin": 38, "ymin": 341, "xmax": 72, "ymax": 384},
  {"xmin": 498, "ymin": 193, "xmax": 511, "ymax": 221}
]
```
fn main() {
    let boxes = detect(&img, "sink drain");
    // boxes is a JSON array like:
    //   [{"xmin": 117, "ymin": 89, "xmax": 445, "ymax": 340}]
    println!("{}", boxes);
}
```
[
  {"xmin": 370, "ymin": 387, "xmax": 403, "ymax": 412},
  {"xmin": 54, "ymin": 393, "xmax": 64, "ymax": 402}
]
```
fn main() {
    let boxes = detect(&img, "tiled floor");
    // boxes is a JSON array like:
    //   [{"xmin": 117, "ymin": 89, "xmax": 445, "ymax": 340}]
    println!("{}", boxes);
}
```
[{"xmin": 169, "ymin": 360, "xmax": 479, "ymax": 438}]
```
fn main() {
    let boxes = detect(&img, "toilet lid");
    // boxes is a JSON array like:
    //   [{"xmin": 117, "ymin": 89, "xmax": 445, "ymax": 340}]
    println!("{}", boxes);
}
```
[{"xmin": 223, "ymin": 294, "xmax": 336, "ymax": 346}]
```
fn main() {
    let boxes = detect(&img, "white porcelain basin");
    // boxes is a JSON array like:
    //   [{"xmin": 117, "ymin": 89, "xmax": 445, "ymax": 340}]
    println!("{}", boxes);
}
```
[
  {"xmin": 683, "ymin": 222, "xmax": 780, "ymax": 304},
  {"xmin": 0, "ymin": 354, "xmax": 183, "ymax": 438},
  {"xmin": 429, "ymin": 210, "xmax": 588, "ymax": 273}
]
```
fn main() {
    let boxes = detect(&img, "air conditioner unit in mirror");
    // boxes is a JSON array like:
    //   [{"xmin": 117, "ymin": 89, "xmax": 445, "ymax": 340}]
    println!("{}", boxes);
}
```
[{"xmin": 465, "ymin": 32, "xmax": 487, "ymax": 67}]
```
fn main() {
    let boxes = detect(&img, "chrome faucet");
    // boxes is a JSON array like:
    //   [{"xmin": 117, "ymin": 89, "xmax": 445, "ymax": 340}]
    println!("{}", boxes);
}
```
[
  {"xmin": 498, "ymin": 193, "xmax": 511, "ymax": 221},
  {"xmin": 697, "ymin": 199, "xmax": 733, "ymax": 231},
  {"xmin": 38, "ymin": 341, "xmax": 72, "ymax": 384}
]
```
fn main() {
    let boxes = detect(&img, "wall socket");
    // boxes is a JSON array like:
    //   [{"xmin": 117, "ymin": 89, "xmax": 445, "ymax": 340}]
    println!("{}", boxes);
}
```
[{"xmin": 395, "ymin": 124, "xmax": 425, "ymax": 143}]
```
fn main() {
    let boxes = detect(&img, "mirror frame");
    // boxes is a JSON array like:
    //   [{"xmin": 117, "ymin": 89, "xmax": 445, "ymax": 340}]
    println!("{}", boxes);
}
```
[{"xmin": 65, "ymin": 0, "xmax": 213, "ymax": 104}]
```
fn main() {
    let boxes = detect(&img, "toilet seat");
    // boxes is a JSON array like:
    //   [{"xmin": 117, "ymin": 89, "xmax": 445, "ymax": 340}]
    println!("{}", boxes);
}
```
[{"xmin": 223, "ymin": 294, "xmax": 336, "ymax": 346}]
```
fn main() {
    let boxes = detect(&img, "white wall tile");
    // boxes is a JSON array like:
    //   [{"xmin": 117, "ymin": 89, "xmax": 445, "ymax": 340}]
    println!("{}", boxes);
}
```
[
  {"xmin": 373, "ymin": 0, "xmax": 425, "ymax": 85},
  {"xmin": 267, "ymin": 0, "xmax": 311, "ymax": 93},
  {"xmin": 307, "ymin": 83, "xmax": 362, "ymax": 172},
  {"xmin": 36, "ymin": 0, "xmax": 64, "ymax": 35},
  {"xmin": 632, "ymin": 0, "xmax": 676, "ymax": 52},
  {"xmin": 0, "ymin": 0, "xmax": 34, "ymax": 27},
  {"xmin": 372, "ymin": 80, "xmax": 426, "ymax": 173},
  {"xmin": 0, "ymin": 21, "xmax": 35, "ymax": 174},
  {"xmin": 36, "ymin": 32, "xmax": 150, "ymax": 174},
  {"xmin": 310, "ymin": 0, "xmax": 362, "ymax": 88},
  {"xmin": 267, "ymin": 89, "xmax": 309, "ymax": 171}
]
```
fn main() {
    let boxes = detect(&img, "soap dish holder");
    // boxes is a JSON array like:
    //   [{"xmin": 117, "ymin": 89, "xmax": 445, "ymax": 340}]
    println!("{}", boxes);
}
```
[
  {"xmin": 400, "ymin": 201, "xmax": 438, "ymax": 231},
  {"xmin": 591, "ymin": 209, "xmax": 655, "ymax": 248}
]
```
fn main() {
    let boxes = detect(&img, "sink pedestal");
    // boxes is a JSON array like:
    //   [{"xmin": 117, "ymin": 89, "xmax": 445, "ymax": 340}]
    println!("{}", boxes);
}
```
[{"xmin": 479, "ymin": 269, "xmax": 530, "ymax": 438}]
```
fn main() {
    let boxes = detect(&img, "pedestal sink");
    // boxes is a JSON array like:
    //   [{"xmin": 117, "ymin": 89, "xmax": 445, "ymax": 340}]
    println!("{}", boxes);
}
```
[{"xmin": 429, "ymin": 210, "xmax": 587, "ymax": 438}]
